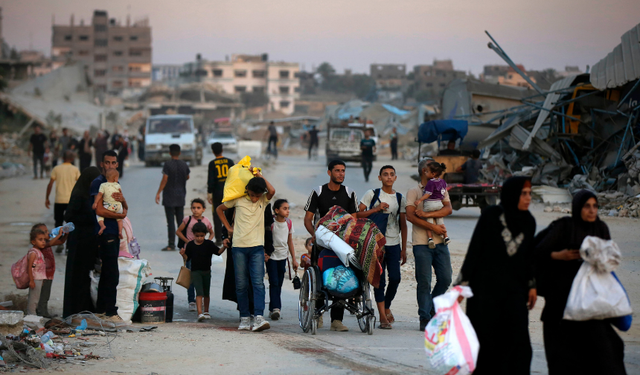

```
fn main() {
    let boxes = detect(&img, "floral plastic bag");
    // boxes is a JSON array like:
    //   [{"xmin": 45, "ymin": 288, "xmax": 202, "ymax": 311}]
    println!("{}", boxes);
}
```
[{"xmin": 425, "ymin": 286, "xmax": 479, "ymax": 375}]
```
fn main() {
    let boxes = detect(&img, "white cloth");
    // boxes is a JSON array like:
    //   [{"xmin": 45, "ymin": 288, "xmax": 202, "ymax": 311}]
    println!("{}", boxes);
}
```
[
  {"xmin": 271, "ymin": 220, "xmax": 294, "ymax": 260},
  {"xmin": 360, "ymin": 189, "xmax": 406, "ymax": 246}
]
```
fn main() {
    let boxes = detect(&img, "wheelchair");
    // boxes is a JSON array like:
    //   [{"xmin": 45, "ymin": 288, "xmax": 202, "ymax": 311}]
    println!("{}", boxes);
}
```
[{"xmin": 298, "ymin": 248, "xmax": 376, "ymax": 335}]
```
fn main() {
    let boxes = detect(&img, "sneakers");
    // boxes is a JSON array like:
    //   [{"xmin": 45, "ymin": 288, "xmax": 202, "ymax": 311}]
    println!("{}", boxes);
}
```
[
  {"xmin": 444, "ymin": 237, "xmax": 451, "ymax": 245},
  {"xmin": 252, "ymin": 315, "xmax": 271, "ymax": 332},
  {"xmin": 188, "ymin": 302, "xmax": 197, "ymax": 311},
  {"xmin": 238, "ymin": 317, "xmax": 251, "ymax": 331},
  {"xmin": 270, "ymin": 308, "xmax": 281, "ymax": 320},
  {"xmin": 427, "ymin": 238, "xmax": 435, "ymax": 249},
  {"xmin": 197, "ymin": 313, "xmax": 206, "ymax": 322},
  {"xmin": 330, "ymin": 320, "xmax": 349, "ymax": 332},
  {"xmin": 318, "ymin": 315, "xmax": 323, "ymax": 329},
  {"xmin": 203, "ymin": 312, "xmax": 211, "ymax": 320}
]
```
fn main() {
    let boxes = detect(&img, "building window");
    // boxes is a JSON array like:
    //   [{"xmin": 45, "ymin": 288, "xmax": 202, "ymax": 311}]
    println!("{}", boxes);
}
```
[
  {"xmin": 130, "ymin": 36, "xmax": 138, "ymax": 41},
  {"xmin": 113, "ymin": 51, "xmax": 123, "ymax": 57},
  {"xmin": 112, "ymin": 66, "xmax": 124, "ymax": 72},
  {"xmin": 294, "ymin": 87, "xmax": 301, "ymax": 93},
  {"xmin": 130, "ymin": 65, "xmax": 143, "ymax": 72},
  {"xmin": 426, "ymin": 82, "xmax": 433, "ymax": 87},
  {"xmin": 195, "ymin": 69, "xmax": 207, "ymax": 77},
  {"xmin": 94, "ymin": 25, "xmax": 107, "ymax": 32},
  {"xmin": 440, "ymin": 83, "xmax": 446, "ymax": 88},
  {"xmin": 279, "ymin": 86, "xmax": 290, "ymax": 94},
  {"xmin": 253, "ymin": 86, "xmax": 265, "ymax": 93},
  {"xmin": 112, "ymin": 80, "xmax": 123, "ymax": 88},
  {"xmin": 212, "ymin": 69, "xmax": 223, "ymax": 77},
  {"xmin": 279, "ymin": 70, "xmax": 290, "ymax": 79},
  {"xmin": 252, "ymin": 70, "xmax": 266, "ymax": 78},
  {"xmin": 96, "ymin": 84, "xmax": 107, "ymax": 91},
  {"xmin": 280, "ymin": 100, "xmax": 290, "ymax": 108},
  {"xmin": 234, "ymin": 86, "xmax": 247, "ymax": 93},
  {"xmin": 94, "ymin": 55, "xmax": 107, "ymax": 62},
  {"xmin": 128, "ymin": 79, "xmax": 142, "ymax": 87},
  {"xmin": 78, "ymin": 50, "xmax": 90, "ymax": 56},
  {"xmin": 79, "ymin": 35, "xmax": 90, "ymax": 41},
  {"xmin": 234, "ymin": 70, "xmax": 247, "ymax": 78},
  {"xmin": 64, "ymin": 35, "xmax": 72, "ymax": 41},
  {"xmin": 113, "ymin": 36, "xmax": 123, "ymax": 42},
  {"xmin": 95, "ymin": 39, "xmax": 108, "ymax": 47},
  {"xmin": 94, "ymin": 69, "xmax": 107, "ymax": 77},
  {"xmin": 129, "ymin": 49, "xmax": 143, "ymax": 56}
]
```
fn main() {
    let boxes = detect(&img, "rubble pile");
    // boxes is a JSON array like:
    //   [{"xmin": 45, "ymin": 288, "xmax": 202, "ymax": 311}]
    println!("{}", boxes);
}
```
[
  {"xmin": 597, "ymin": 191, "xmax": 640, "ymax": 218},
  {"xmin": 0, "ymin": 134, "xmax": 27, "ymax": 179}
]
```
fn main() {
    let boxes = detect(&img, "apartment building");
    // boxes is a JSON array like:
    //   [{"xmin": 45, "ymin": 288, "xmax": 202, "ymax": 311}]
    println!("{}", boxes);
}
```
[
  {"xmin": 370, "ymin": 63, "xmax": 406, "ymax": 88},
  {"xmin": 413, "ymin": 59, "xmax": 467, "ymax": 92},
  {"xmin": 152, "ymin": 64, "xmax": 181, "ymax": 82},
  {"xmin": 181, "ymin": 54, "xmax": 300, "ymax": 115},
  {"xmin": 51, "ymin": 10, "xmax": 152, "ymax": 93}
]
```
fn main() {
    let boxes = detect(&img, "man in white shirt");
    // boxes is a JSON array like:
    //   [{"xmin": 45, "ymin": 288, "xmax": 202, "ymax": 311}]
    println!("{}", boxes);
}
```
[{"xmin": 357, "ymin": 165, "xmax": 407, "ymax": 329}]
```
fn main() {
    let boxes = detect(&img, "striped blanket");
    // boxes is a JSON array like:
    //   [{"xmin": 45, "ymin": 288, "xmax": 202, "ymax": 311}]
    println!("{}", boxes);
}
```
[{"xmin": 316, "ymin": 206, "xmax": 386, "ymax": 288}]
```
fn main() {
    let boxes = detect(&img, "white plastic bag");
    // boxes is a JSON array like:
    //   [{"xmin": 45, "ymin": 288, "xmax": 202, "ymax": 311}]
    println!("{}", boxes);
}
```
[
  {"xmin": 315, "ymin": 225, "xmax": 355, "ymax": 267},
  {"xmin": 425, "ymin": 286, "xmax": 479, "ymax": 375},
  {"xmin": 115, "ymin": 258, "xmax": 151, "ymax": 322},
  {"xmin": 563, "ymin": 236, "xmax": 632, "ymax": 321}
]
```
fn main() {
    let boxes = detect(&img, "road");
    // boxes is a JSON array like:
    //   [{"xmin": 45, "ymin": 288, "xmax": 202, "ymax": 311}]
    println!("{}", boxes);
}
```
[{"xmin": 1, "ymin": 149, "xmax": 639, "ymax": 374}]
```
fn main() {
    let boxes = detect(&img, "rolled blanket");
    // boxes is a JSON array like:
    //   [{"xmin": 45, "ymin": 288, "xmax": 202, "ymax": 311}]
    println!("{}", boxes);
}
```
[{"xmin": 316, "ymin": 206, "xmax": 386, "ymax": 288}]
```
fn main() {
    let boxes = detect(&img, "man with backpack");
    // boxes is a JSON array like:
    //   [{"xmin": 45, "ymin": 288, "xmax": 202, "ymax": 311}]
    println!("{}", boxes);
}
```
[{"xmin": 357, "ymin": 165, "xmax": 407, "ymax": 329}]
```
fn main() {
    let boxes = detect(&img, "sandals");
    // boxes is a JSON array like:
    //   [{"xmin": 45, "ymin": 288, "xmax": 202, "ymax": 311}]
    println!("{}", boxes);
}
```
[
  {"xmin": 379, "ymin": 322, "xmax": 393, "ymax": 329},
  {"xmin": 386, "ymin": 311, "xmax": 395, "ymax": 324}
]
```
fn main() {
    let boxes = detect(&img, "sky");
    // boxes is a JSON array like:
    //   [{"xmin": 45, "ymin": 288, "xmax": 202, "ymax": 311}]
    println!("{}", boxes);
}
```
[{"xmin": 1, "ymin": 0, "xmax": 639, "ymax": 75}]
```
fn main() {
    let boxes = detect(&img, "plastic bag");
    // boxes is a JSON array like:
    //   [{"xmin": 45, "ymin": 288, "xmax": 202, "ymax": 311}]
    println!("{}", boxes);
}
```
[
  {"xmin": 563, "ymin": 236, "xmax": 632, "ymax": 321},
  {"xmin": 222, "ymin": 156, "xmax": 256, "ymax": 202},
  {"xmin": 322, "ymin": 266, "xmax": 359, "ymax": 295},
  {"xmin": 116, "ymin": 258, "xmax": 150, "ymax": 322},
  {"xmin": 425, "ymin": 286, "xmax": 479, "ymax": 375}
]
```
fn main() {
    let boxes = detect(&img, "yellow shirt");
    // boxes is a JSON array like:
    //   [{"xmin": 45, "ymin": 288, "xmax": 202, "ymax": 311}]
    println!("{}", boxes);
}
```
[
  {"xmin": 406, "ymin": 184, "xmax": 450, "ymax": 246},
  {"xmin": 50, "ymin": 163, "xmax": 80, "ymax": 204},
  {"xmin": 224, "ymin": 194, "xmax": 270, "ymax": 248}
]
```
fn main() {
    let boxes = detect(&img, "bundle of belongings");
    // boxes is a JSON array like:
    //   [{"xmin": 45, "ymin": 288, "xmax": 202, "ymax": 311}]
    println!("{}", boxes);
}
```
[{"xmin": 314, "ymin": 206, "xmax": 386, "ymax": 288}]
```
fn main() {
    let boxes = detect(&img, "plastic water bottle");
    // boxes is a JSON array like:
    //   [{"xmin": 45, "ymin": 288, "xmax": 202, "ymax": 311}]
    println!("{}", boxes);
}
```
[
  {"xmin": 40, "ymin": 331, "xmax": 54, "ymax": 343},
  {"xmin": 50, "ymin": 222, "xmax": 75, "ymax": 238}
]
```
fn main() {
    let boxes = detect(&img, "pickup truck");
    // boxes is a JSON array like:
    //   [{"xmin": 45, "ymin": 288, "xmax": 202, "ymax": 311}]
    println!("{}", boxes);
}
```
[
  {"xmin": 325, "ymin": 122, "xmax": 377, "ymax": 165},
  {"xmin": 144, "ymin": 114, "xmax": 203, "ymax": 167}
]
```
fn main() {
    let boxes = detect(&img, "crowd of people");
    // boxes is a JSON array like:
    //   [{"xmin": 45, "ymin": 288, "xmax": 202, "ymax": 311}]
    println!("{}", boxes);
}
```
[{"xmin": 21, "ymin": 128, "xmax": 627, "ymax": 374}]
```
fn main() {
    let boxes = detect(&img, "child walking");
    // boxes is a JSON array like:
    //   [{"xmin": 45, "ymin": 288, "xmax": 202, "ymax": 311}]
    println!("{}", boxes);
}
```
[
  {"xmin": 414, "ymin": 161, "xmax": 451, "ymax": 248},
  {"xmin": 176, "ymin": 198, "xmax": 215, "ymax": 312},
  {"xmin": 93, "ymin": 169, "xmax": 125, "ymax": 237},
  {"xmin": 30, "ymin": 224, "xmax": 68, "ymax": 317},
  {"xmin": 267, "ymin": 199, "xmax": 299, "ymax": 320},
  {"xmin": 179, "ymin": 222, "xmax": 226, "ymax": 321}
]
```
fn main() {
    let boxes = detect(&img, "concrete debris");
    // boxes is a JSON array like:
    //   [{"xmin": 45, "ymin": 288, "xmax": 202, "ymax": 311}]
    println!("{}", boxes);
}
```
[
  {"xmin": 0, "ymin": 310, "xmax": 24, "ymax": 336},
  {"xmin": 531, "ymin": 186, "xmax": 573, "ymax": 203}
]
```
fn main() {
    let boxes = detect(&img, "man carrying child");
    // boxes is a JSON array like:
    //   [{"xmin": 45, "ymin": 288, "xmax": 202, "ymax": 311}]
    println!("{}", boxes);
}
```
[{"xmin": 217, "ymin": 170, "xmax": 276, "ymax": 332}]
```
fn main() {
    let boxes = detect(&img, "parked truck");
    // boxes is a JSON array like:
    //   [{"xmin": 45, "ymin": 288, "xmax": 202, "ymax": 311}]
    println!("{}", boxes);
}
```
[
  {"xmin": 144, "ymin": 114, "xmax": 203, "ymax": 167},
  {"xmin": 325, "ymin": 121, "xmax": 377, "ymax": 166}
]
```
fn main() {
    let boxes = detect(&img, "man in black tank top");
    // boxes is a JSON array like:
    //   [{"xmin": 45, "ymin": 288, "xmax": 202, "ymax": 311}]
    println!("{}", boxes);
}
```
[{"xmin": 304, "ymin": 160, "xmax": 358, "ymax": 332}]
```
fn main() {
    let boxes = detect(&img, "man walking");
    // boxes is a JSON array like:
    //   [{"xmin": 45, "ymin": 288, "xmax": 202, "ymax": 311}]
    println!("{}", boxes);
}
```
[
  {"xmin": 91, "ymin": 150, "xmax": 128, "ymax": 321},
  {"xmin": 307, "ymin": 125, "xmax": 319, "ymax": 160},
  {"xmin": 266, "ymin": 121, "xmax": 278, "ymax": 158},
  {"xmin": 406, "ymin": 158, "xmax": 453, "ymax": 331},
  {"xmin": 45, "ymin": 151, "xmax": 80, "ymax": 252},
  {"xmin": 29, "ymin": 125, "xmax": 47, "ymax": 179},
  {"xmin": 390, "ymin": 127, "xmax": 398, "ymax": 160},
  {"xmin": 304, "ymin": 160, "xmax": 358, "ymax": 332},
  {"xmin": 207, "ymin": 142, "xmax": 234, "ymax": 245},
  {"xmin": 357, "ymin": 165, "xmax": 407, "ymax": 329},
  {"xmin": 155, "ymin": 144, "xmax": 190, "ymax": 251},
  {"xmin": 360, "ymin": 129, "xmax": 376, "ymax": 182}
]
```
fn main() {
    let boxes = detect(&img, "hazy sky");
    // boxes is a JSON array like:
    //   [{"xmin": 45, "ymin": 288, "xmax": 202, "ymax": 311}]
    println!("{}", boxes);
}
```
[{"xmin": 2, "ymin": 0, "xmax": 639, "ymax": 75}]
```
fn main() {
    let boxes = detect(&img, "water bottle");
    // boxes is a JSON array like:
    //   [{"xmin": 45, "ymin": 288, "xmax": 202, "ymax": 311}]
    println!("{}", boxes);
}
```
[
  {"xmin": 50, "ymin": 222, "xmax": 75, "ymax": 238},
  {"xmin": 41, "ymin": 331, "xmax": 53, "ymax": 343}
]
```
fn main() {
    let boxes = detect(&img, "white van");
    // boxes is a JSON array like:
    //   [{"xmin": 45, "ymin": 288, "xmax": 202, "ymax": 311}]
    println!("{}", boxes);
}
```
[{"xmin": 144, "ymin": 114, "xmax": 203, "ymax": 167}]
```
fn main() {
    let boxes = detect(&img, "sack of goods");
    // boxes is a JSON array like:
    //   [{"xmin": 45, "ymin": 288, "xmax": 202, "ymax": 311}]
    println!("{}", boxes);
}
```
[
  {"xmin": 222, "ymin": 155, "xmax": 261, "ymax": 202},
  {"xmin": 563, "ymin": 236, "xmax": 632, "ymax": 322},
  {"xmin": 322, "ymin": 266, "xmax": 359, "ymax": 295},
  {"xmin": 425, "ymin": 286, "xmax": 479, "ymax": 375}
]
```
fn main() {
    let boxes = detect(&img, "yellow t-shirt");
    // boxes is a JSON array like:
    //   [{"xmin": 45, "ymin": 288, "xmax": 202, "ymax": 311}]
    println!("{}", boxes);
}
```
[
  {"xmin": 50, "ymin": 163, "xmax": 80, "ymax": 204},
  {"xmin": 224, "ymin": 194, "xmax": 270, "ymax": 248},
  {"xmin": 406, "ymin": 184, "xmax": 450, "ymax": 246}
]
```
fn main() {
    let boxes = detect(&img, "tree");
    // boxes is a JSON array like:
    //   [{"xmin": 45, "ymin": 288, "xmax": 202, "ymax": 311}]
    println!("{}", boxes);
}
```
[{"xmin": 316, "ymin": 62, "xmax": 336, "ymax": 81}]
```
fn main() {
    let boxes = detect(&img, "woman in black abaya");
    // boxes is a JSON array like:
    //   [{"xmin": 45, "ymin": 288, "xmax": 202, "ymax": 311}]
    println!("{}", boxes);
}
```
[
  {"xmin": 457, "ymin": 176, "xmax": 537, "ymax": 375},
  {"xmin": 63, "ymin": 166, "xmax": 101, "ymax": 317},
  {"xmin": 536, "ymin": 190, "xmax": 626, "ymax": 375}
]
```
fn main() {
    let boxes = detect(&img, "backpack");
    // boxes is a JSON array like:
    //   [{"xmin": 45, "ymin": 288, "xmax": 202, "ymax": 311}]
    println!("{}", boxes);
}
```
[
  {"xmin": 11, "ymin": 249, "xmax": 42, "ymax": 289},
  {"xmin": 120, "ymin": 217, "xmax": 141, "ymax": 259},
  {"xmin": 367, "ymin": 188, "xmax": 403, "ymax": 236},
  {"xmin": 270, "ymin": 217, "xmax": 293, "ymax": 232}
]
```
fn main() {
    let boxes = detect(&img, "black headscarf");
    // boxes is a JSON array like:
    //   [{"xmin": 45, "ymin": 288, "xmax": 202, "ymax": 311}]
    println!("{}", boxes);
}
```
[
  {"xmin": 570, "ymin": 189, "xmax": 609, "ymax": 239},
  {"xmin": 500, "ymin": 176, "xmax": 535, "ymax": 235},
  {"xmin": 70, "ymin": 166, "xmax": 101, "ymax": 201},
  {"xmin": 65, "ymin": 166, "xmax": 101, "ymax": 224}
]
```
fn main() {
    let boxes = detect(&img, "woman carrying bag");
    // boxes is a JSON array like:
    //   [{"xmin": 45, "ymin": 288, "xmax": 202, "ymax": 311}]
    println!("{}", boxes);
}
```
[{"xmin": 535, "ymin": 190, "xmax": 626, "ymax": 375}]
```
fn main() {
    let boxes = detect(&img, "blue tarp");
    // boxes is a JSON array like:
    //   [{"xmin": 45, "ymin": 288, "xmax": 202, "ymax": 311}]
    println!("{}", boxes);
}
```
[
  {"xmin": 381, "ymin": 103, "xmax": 410, "ymax": 117},
  {"xmin": 418, "ymin": 120, "xmax": 469, "ymax": 144}
]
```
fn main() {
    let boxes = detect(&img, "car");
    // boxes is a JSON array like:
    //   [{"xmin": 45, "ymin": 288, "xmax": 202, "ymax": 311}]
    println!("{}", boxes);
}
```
[
  {"xmin": 144, "ymin": 114, "xmax": 203, "ymax": 167},
  {"xmin": 207, "ymin": 132, "xmax": 238, "ymax": 154}
]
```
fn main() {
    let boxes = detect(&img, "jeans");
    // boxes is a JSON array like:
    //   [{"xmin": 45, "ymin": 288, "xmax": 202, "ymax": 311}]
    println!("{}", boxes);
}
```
[
  {"xmin": 374, "ymin": 244, "xmax": 402, "ymax": 308},
  {"xmin": 390, "ymin": 140, "xmax": 398, "ymax": 160},
  {"xmin": 163, "ymin": 206, "xmax": 184, "ymax": 248},
  {"xmin": 266, "ymin": 259, "xmax": 286, "ymax": 311},
  {"xmin": 186, "ymin": 260, "xmax": 195, "ymax": 303},
  {"xmin": 232, "ymin": 246, "xmax": 266, "ymax": 317},
  {"xmin": 362, "ymin": 155, "xmax": 373, "ymax": 181},
  {"xmin": 308, "ymin": 141, "xmax": 318, "ymax": 160},
  {"xmin": 97, "ymin": 234, "xmax": 120, "ymax": 316},
  {"xmin": 54, "ymin": 203, "xmax": 68, "ymax": 228},
  {"xmin": 413, "ymin": 244, "xmax": 452, "ymax": 321},
  {"xmin": 267, "ymin": 136, "xmax": 278, "ymax": 157},
  {"xmin": 33, "ymin": 153, "xmax": 44, "ymax": 178}
]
